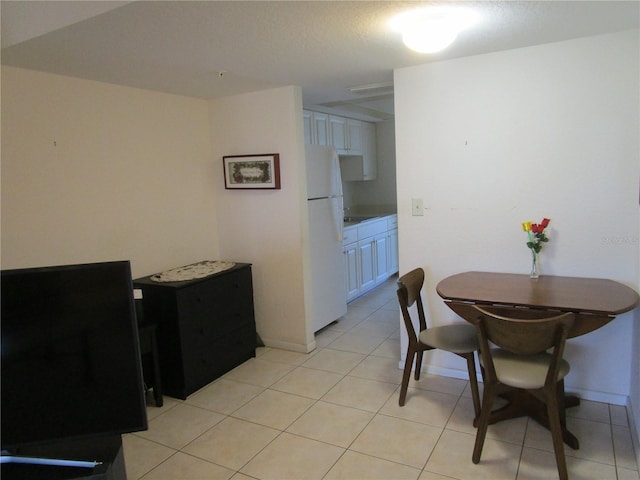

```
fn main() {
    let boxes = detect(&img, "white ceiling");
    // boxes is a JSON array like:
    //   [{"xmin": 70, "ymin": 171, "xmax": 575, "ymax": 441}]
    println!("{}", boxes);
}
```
[{"xmin": 2, "ymin": 1, "xmax": 638, "ymax": 121}]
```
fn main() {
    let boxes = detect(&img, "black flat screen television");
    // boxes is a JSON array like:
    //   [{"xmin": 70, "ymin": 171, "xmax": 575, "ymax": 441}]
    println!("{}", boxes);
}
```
[{"xmin": 1, "ymin": 260, "xmax": 148, "ymax": 452}]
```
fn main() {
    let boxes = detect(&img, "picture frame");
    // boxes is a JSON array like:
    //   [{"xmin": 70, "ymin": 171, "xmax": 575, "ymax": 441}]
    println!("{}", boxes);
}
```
[{"xmin": 223, "ymin": 153, "xmax": 281, "ymax": 190}]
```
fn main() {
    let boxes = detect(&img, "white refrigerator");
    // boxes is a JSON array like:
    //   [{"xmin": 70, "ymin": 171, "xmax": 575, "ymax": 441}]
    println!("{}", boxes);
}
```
[{"xmin": 306, "ymin": 144, "xmax": 348, "ymax": 332}]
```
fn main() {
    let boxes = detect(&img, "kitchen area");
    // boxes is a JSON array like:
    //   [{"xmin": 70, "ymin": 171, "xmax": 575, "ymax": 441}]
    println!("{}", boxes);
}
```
[{"xmin": 304, "ymin": 109, "xmax": 398, "ymax": 331}]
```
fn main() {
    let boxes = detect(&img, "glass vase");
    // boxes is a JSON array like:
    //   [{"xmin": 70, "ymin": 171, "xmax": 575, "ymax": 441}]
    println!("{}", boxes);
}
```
[{"xmin": 530, "ymin": 250, "xmax": 539, "ymax": 279}]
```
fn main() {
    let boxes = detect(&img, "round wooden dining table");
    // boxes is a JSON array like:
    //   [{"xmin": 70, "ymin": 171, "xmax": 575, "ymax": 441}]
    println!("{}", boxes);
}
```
[
  {"xmin": 437, "ymin": 271, "xmax": 639, "ymax": 338},
  {"xmin": 436, "ymin": 271, "xmax": 640, "ymax": 449}
]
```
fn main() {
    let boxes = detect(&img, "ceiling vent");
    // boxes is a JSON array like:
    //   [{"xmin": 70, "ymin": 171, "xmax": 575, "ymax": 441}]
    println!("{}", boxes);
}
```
[{"xmin": 348, "ymin": 82, "xmax": 394, "ymax": 96}]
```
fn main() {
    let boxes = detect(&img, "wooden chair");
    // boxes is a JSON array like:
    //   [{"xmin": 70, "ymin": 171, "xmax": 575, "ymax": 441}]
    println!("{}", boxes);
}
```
[
  {"xmin": 470, "ymin": 305, "xmax": 575, "ymax": 480},
  {"xmin": 396, "ymin": 268, "xmax": 481, "ymax": 420}
]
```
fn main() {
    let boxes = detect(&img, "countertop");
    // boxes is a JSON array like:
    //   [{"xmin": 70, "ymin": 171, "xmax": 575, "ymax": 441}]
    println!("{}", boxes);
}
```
[{"xmin": 343, "ymin": 212, "xmax": 396, "ymax": 228}]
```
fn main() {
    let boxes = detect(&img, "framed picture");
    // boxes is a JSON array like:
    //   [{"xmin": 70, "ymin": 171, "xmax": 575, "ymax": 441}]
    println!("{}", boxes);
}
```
[{"xmin": 223, "ymin": 154, "xmax": 281, "ymax": 190}]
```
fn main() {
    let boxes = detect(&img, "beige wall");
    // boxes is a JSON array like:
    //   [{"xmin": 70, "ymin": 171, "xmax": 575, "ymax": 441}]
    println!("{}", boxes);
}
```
[
  {"xmin": 209, "ymin": 86, "xmax": 314, "ymax": 352},
  {"xmin": 1, "ymin": 66, "xmax": 218, "ymax": 278},
  {"xmin": 395, "ymin": 31, "xmax": 639, "ymax": 406},
  {"xmin": 1, "ymin": 68, "xmax": 316, "ymax": 354}
]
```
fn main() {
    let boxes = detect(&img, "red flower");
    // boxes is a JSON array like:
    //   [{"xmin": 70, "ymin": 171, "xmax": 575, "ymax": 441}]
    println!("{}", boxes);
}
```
[{"xmin": 522, "ymin": 218, "xmax": 550, "ymax": 254}]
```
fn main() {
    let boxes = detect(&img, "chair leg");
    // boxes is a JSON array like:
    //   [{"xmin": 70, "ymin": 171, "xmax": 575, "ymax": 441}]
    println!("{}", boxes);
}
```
[
  {"xmin": 414, "ymin": 350, "xmax": 424, "ymax": 380},
  {"xmin": 557, "ymin": 379, "xmax": 567, "ymax": 427},
  {"xmin": 465, "ymin": 353, "xmax": 481, "ymax": 421},
  {"xmin": 545, "ymin": 387, "xmax": 569, "ymax": 480},
  {"xmin": 472, "ymin": 381, "xmax": 495, "ymax": 464},
  {"xmin": 399, "ymin": 348, "xmax": 415, "ymax": 406}
]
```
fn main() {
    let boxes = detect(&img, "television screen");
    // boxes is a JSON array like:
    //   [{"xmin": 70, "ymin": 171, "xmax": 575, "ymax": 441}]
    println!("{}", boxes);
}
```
[{"xmin": 1, "ymin": 261, "xmax": 148, "ymax": 451}]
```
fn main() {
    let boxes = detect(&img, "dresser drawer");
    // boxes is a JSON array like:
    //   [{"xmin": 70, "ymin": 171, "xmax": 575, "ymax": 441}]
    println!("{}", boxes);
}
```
[{"xmin": 183, "ymin": 324, "xmax": 256, "ymax": 393}]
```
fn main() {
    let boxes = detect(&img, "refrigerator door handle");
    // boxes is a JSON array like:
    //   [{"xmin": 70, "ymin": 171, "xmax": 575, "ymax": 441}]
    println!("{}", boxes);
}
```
[
  {"xmin": 331, "ymin": 196, "xmax": 344, "ymax": 242},
  {"xmin": 332, "ymin": 152, "xmax": 343, "ymax": 197}
]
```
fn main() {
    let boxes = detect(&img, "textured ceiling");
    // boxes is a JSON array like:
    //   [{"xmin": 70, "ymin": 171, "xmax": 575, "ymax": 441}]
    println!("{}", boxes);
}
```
[{"xmin": 2, "ymin": 1, "xmax": 638, "ymax": 121}]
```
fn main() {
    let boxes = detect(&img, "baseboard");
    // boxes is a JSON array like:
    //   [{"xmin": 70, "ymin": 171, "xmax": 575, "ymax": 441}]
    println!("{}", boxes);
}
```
[
  {"xmin": 398, "ymin": 359, "xmax": 631, "ymax": 406},
  {"xmin": 626, "ymin": 397, "xmax": 640, "ymax": 470},
  {"xmin": 396, "ymin": 359, "xmax": 472, "ymax": 382},
  {"xmin": 562, "ymin": 386, "xmax": 628, "ymax": 406},
  {"xmin": 261, "ymin": 337, "xmax": 316, "ymax": 353},
  {"xmin": 422, "ymin": 363, "xmax": 475, "ymax": 381}
]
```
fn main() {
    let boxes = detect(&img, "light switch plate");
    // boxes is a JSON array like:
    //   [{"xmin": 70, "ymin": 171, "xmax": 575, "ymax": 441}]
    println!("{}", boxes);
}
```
[{"xmin": 412, "ymin": 198, "xmax": 424, "ymax": 216}]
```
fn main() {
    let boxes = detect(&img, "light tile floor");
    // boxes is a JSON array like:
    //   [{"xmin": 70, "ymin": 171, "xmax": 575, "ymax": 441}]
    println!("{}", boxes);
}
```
[{"xmin": 123, "ymin": 277, "xmax": 639, "ymax": 480}]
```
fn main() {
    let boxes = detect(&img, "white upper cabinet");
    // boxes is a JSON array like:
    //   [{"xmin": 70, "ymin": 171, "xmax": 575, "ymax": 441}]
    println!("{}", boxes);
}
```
[
  {"xmin": 313, "ymin": 112, "xmax": 331, "ymax": 146},
  {"xmin": 361, "ymin": 121, "xmax": 377, "ymax": 180},
  {"xmin": 328, "ymin": 115, "xmax": 346, "ymax": 151},
  {"xmin": 303, "ymin": 110, "xmax": 314, "ymax": 144},
  {"xmin": 304, "ymin": 110, "xmax": 331, "ymax": 146},
  {"xmin": 329, "ymin": 116, "xmax": 362, "ymax": 154},
  {"xmin": 304, "ymin": 110, "xmax": 377, "ymax": 181},
  {"xmin": 346, "ymin": 119, "xmax": 362, "ymax": 154},
  {"xmin": 340, "ymin": 121, "xmax": 377, "ymax": 181}
]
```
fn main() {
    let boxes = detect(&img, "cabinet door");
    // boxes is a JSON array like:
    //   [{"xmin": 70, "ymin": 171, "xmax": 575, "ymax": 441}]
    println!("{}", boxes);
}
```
[
  {"xmin": 358, "ymin": 238, "xmax": 376, "ymax": 292},
  {"xmin": 346, "ymin": 119, "xmax": 362, "ymax": 154},
  {"xmin": 374, "ymin": 233, "xmax": 388, "ymax": 284},
  {"xmin": 303, "ymin": 110, "xmax": 315, "ymax": 144},
  {"xmin": 387, "ymin": 228, "xmax": 399, "ymax": 274},
  {"xmin": 338, "ymin": 121, "xmax": 377, "ymax": 181},
  {"xmin": 313, "ymin": 112, "xmax": 331, "ymax": 146},
  {"xmin": 343, "ymin": 242, "xmax": 359, "ymax": 301},
  {"xmin": 361, "ymin": 121, "xmax": 377, "ymax": 180},
  {"xmin": 329, "ymin": 115, "xmax": 348, "ymax": 153}
]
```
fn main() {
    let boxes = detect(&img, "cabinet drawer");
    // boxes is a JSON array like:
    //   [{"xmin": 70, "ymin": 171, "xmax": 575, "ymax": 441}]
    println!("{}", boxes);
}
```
[
  {"xmin": 357, "ymin": 219, "xmax": 387, "ymax": 240},
  {"xmin": 343, "ymin": 227, "xmax": 358, "ymax": 245}
]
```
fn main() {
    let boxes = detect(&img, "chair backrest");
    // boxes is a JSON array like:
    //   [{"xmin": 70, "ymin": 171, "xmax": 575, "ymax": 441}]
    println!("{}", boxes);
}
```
[
  {"xmin": 472, "ymin": 305, "xmax": 574, "ymax": 389},
  {"xmin": 397, "ymin": 268, "xmax": 427, "ymax": 343},
  {"xmin": 471, "ymin": 305, "xmax": 575, "ymax": 356}
]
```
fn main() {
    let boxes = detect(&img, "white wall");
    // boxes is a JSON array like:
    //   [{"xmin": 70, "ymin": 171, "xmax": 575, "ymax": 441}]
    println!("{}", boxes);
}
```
[
  {"xmin": 1, "ymin": 66, "xmax": 218, "ymax": 277},
  {"xmin": 395, "ymin": 30, "xmax": 639, "ymax": 405},
  {"xmin": 633, "ymin": 227, "xmax": 640, "ymax": 462},
  {"xmin": 209, "ymin": 86, "xmax": 315, "ymax": 352}
]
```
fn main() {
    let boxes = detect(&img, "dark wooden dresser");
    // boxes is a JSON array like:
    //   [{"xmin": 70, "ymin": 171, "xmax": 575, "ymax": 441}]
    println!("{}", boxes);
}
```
[{"xmin": 134, "ymin": 263, "xmax": 256, "ymax": 399}]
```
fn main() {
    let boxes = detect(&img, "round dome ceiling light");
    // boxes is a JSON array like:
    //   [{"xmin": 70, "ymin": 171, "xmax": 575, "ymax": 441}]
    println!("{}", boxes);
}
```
[{"xmin": 390, "ymin": 6, "xmax": 481, "ymax": 54}]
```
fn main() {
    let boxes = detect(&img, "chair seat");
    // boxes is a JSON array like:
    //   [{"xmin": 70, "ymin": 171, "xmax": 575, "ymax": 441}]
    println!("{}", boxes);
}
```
[
  {"xmin": 482, "ymin": 348, "xmax": 571, "ymax": 389},
  {"xmin": 419, "ymin": 323, "xmax": 478, "ymax": 354}
]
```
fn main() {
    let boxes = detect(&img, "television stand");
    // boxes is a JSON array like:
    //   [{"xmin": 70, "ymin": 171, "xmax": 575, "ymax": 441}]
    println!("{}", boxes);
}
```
[{"xmin": 1, "ymin": 435, "xmax": 126, "ymax": 480}]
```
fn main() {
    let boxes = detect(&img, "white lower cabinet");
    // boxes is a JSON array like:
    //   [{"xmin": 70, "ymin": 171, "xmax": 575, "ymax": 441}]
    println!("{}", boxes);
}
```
[
  {"xmin": 387, "ymin": 228, "xmax": 398, "ymax": 274},
  {"xmin": 374, "ymin": 233, "xmax": 388, "ymax": 284},
  {"xmin": 343, "ymin": 215, "xmax": 398, "ymax": 302},
  {"xmin": 343, "ymin": 242, "xmax": 359, "ymax": 300},
  {"xmin": 358, "ymin": 237, "xmax": 376, "ymax": 293}
]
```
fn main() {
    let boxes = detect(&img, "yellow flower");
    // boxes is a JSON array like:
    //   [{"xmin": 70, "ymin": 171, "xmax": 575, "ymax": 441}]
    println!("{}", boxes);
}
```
[{"xmin": 522, "ymin": 221, "xmax": 532, "ymax": 232}]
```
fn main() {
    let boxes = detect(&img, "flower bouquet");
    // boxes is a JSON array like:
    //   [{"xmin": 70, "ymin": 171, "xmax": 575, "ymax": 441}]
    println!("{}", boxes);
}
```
[{"xmin": 522, "ymin": 218, "xmax": 550, "ymax": 278}]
